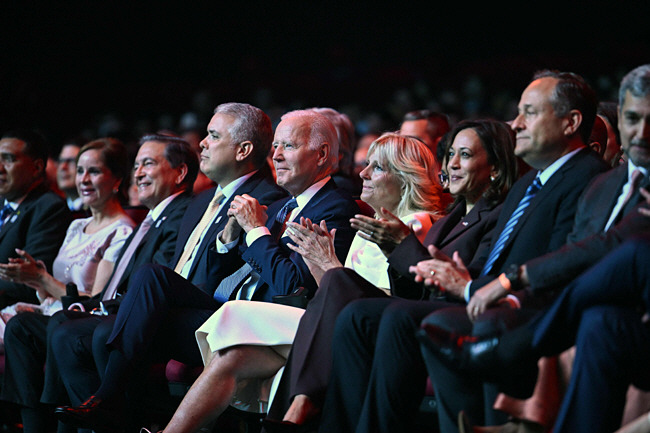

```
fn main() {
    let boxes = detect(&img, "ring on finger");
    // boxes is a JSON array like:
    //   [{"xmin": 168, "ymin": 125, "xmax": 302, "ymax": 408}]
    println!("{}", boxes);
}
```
[{"xmin": 430, "ymin": 270, "xmax": 435, "ymax": 276}]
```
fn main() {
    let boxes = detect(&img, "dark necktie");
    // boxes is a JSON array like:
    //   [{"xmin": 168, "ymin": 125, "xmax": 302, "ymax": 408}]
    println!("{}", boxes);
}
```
[
  {"xmin": 480, "ymin": 177, "xmax": 542, "ymax": 276},
  {"xmin": 273, "ymin": 198, "xmax": 298, "ymax": 239},
  {"xmin": 213, "ymin": 198, "xmax": 299, "ymax": 302},
  {"xmin": 0, "ymin": 204, "xmax": 14, "ymax": 230}
]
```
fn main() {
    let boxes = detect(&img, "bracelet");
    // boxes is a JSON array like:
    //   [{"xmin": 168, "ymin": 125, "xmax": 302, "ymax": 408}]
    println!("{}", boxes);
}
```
[{"xmin": 498, "ymin": 273, "xmax": 512, "ymax": 292}]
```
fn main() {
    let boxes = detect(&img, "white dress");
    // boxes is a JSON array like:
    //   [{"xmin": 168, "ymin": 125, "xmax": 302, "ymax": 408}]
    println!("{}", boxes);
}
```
[
  {"xmin": 194, "ymin": 211, "xmax": 434, "ymax": 412},
  {"xmin": 0, "ymin": 216, "xmax": 134, "ymax": 339}
]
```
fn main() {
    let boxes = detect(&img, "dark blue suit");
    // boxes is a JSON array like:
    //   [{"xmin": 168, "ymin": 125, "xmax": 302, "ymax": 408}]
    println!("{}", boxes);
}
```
[
  {"xmin": 416, "ymin": 148, "xmax": 611, "ymax": 433},
  {"xmin": 0, "ymin": 183, "xmax": 71, "ymax": 308},
  {"xmin": 0, "ymin": 192, "xmax": 192, "ymax": 413},
  {"xmin": 242, "ymin": 178, "xmax": 359, "ymax": 302},
  {"xmin": 102, "ymin": 169, "xmax": 287, "ymax": 367},
  {"xmin": 524, "ymin": 237, "xmax": 650, "ymax": 433}
]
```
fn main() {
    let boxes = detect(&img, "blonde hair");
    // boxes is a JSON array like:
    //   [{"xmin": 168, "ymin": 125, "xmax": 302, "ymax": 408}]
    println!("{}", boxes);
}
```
[{"xmin": 367, "ymin": 132, "xmax": 444, "ymax": 217}]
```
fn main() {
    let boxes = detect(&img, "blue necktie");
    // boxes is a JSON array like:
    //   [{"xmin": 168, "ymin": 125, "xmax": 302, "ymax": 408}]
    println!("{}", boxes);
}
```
[
  {"xmin": 273, "ymin": 198, "xmax": 299, "ymax": 241},
  {"xmin": 276, "ymin": 198, "xmax": 298, "ymax": 225},
  {"xmin": 480, "ymin": 177, "xmax": 542, "ymax": 276},
  {"xmin": 0, "ymin": 204, "xmax": 14, "ymax": 230}
]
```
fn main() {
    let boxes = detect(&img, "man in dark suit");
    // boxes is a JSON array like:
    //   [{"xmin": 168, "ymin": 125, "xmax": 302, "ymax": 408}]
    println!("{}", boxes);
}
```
[
  {"xmin": 320, "ymin": 70, "xmax": 610, "ymax": 433},
  {"xmin": 0, "ymin": 134, "xmax": 197, "ymax": 433},
  {"xmin": 420, "ymin": 63, "xmax": 650, "ymax": 433},
  {"xmin": 55, "ymin": 106, "xmax": 358, "ymax": 432},
  {"xmin": 0, "ymin": 130, "xmax": 72, "ymax": 309}
]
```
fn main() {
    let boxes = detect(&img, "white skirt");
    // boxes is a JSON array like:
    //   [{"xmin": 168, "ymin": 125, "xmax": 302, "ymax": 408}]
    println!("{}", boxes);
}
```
[{"xmin": 195, "ymin": 300, "xmax": 305, "ymax": 413}]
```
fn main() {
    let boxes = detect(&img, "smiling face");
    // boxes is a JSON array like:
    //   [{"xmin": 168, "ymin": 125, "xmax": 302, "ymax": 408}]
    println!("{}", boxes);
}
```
[
  {"xmin": 446, "ymin": 128, "xmax": 495, "ymax": 204},
  {"xmin": 272, "ymin": 116, "xmax": 327, "ymax": 196},
  {"xmin": 0, "ymin": 138, "xmax": 42, "ymax": 202},
  {"xmin": 618, "ymin": 91, "xmax": 650, "ymax": 168},
  {"xmin": 510, "ymin": 77, "xmax": 569, "ymax": 170},
  {"xmin": 133, "ymin": 141, "xmax": 185, "ymax": 209},
  {"xmin": 76, "ymin": 149, "xmax": 121, "ymax": 210},
  {"xmin": 359, "ymin": 151, "xmax": 402, "ymax": 214}
]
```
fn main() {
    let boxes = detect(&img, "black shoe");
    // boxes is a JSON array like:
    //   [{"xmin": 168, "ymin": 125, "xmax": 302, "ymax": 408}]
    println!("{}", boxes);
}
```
[
  {"xmin": 417, "ymin": 323, "xmax": 538, "ymax": 399},
  {"xmin": 417, "ymin": 323, "xmax": 501, "ymax": 374},
  {"xmin": 54, "ymin": 396, "xmax": 124, "ymax": 433}
]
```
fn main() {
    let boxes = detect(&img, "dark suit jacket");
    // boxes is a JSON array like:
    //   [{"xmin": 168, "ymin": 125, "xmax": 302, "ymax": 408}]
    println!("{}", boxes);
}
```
[
  {"xmin": 525, "ymin": 162, "xmax": 650, "ymax": 293},
  {"xmin": 469, "ymin": 148, "xmax": 609, "ymax": 306},
  {"xmin": 175, "ymin": 167, "xmax": 288, "ymax": 295},
  {"xmin": 0, "ymin": 183, "xmax": 72, "ymax": 307},
  {"xmin": 388, "ymin": 197, "xmax": 502, "ymax": 301},
  {"xmin": 242, "ymin": 178, "xmax": 359, "ymax": 302},
  {"xmin": 71, "ymin": 192, "xmax": 194, "ymax": 311}
]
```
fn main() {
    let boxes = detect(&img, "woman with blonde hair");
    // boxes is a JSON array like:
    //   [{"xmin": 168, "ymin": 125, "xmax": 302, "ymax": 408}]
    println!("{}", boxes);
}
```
[{"xmin": 144, "ymin": 132, "xmax": 444, "ymax": 433}]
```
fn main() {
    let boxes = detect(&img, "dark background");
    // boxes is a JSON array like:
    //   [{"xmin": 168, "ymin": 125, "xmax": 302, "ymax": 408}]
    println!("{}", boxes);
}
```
[{"xmin": 2, "ymin": 1, "xmax": 649, "ymax": 152}]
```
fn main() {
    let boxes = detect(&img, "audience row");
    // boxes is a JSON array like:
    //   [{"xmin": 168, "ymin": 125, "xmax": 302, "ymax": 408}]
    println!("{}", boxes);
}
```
[{"xmin": 0, "ymin": 63, "xmax": 648, "ymax": 433}]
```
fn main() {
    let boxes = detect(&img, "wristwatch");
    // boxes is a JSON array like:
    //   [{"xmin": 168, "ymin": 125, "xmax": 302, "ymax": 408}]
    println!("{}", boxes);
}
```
[{"xmin": 504, "ymin": 264, "xmax": 523, "ymax": 292}]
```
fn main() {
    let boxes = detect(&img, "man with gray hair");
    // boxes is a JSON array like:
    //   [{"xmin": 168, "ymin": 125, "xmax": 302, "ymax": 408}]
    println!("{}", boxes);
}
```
[
  {"xmin": 55, "ymin": 102, "xmax": 288, "ymax": 431},
  {"xmin": 56, "ymin": 107, "xmax": 359, "ymax": 432}
]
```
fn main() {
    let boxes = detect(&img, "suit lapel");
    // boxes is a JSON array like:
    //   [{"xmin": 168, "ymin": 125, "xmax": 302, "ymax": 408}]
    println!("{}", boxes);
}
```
[
  {"xmin": 596, "ymin": 164, "xmax": 628, "ymax": 226},
  {"xmin": 188, "ymin": 171, "xmax": 267, "ymax": 278},
  {"xmin": 504, "ymin": 149, "xmax": 586, "ymax": 245}
]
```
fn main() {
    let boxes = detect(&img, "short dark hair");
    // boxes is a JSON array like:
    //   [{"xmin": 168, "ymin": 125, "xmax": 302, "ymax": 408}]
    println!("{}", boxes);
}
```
[
  {"xmin": 138, "ymin": 134, "xmax": 199, "ymax": 192},
  {"xmin": 1, "ymin": 129, "xmax": 49, "ymax": 176},
  {"xmin": 402, "ymin": 110, "xmax": 451, "ymax": 134},
  {"xmin": 532, "ymin": 70, "xmax": 597, "ymax": 144}
]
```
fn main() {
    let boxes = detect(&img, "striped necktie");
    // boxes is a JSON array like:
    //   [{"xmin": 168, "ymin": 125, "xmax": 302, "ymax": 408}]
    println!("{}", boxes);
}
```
[
  {"xmin": 480, "ymin": 177, "xmax": 542, "ymax": 276},
  {"xmin": 0, "ymin": 204, "xmax": 14, "ymax": 230}
]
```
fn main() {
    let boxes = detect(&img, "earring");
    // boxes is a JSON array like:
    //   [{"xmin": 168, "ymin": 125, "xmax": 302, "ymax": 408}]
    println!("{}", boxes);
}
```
[{"xmin": 490, "ymin": 175, "xmax": 496, "ymax": 182}]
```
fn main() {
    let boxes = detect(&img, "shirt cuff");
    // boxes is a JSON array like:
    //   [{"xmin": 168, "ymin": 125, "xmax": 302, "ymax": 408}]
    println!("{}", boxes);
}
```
[
  {"xmin": 463, "ymin": 280, "xmax": 473, "ymax": 302},
  {"xmin": 215, "ymin": 230, "xmax": 238, "ymax": 253},
  {"xmin": 246, "ymin": 226, "xmax": 271, "ymax": 246}
]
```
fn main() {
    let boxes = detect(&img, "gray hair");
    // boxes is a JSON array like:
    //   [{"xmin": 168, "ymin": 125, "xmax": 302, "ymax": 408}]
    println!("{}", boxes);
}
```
[
  {"xmin": 618, "ymin": 64, "xmax": 650, "ymax": 108},
  {"xmin": 214, "ymin": 102, "xmax": 273, "ymax": 167},
  {"xmin": 280, "ymin": 109, "xmax": 339, "ymax": 167}
]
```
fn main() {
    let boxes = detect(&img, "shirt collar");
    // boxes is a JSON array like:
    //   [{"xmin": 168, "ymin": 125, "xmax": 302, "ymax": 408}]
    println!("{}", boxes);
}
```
[
  {"xmin": 149, "ymin": 191, "xmax": 183, "ymax": 222},
  {"xmin": 293, "ymin": 176, "xmax": 331, "ymax": 210},
  {"xmin": 218, "ymin": 170, "xmax": 257, "ymax": 201},
  {"xmin": 627, "ymin": 159, "xmax": 648, "ymax": 180},
  {"xmin": 537, "ymin": 147, "xmax": 583, "ymax": 185}
]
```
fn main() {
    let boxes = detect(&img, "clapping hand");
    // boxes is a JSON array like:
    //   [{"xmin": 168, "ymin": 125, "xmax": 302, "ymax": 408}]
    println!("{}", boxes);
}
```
[
  {"xmin": 409, "ymin": 245, "xmax": 471, "ymax": 299},
  {"xmin": 0, "ymin": 249, "xmax": 46, "ymax": 290},
  {"xmin": 350, "ymin": 207, "xmax": 411, "ymax": 255},
  {"xmin": 286, "ymin": 218, "xmax": 340, "ymax": 285}
]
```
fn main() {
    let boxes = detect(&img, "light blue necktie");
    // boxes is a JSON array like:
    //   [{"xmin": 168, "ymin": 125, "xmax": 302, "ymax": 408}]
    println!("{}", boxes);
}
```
[{"xmin": 480, "ymin": 177, "xmax": 542, "ymax": 276}]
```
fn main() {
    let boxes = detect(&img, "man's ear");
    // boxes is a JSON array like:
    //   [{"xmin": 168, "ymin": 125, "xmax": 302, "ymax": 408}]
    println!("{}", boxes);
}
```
[
  {"xmin": 316, "ymin": 142, "xmax": 331, "ymax": 167},
  {"xmin": 235, "ymin": 141, "xmax": 254, "ymax": 162},
  {"xmin": 563, "ymin": 109, "xmax": 583, "ymax": 136},
  {"xmin": 34, "ymin": 158, "xmax": 45, "ymax": 179},
  {"xmin": 175, "ymin": 163, "xmax": 188, "ymax": 186}
]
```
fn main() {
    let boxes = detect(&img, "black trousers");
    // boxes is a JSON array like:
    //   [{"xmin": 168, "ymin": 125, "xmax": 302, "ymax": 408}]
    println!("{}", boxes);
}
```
[{"xmin": 319, "ymin": 295, "xmax": 453, "ymax": 433}]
